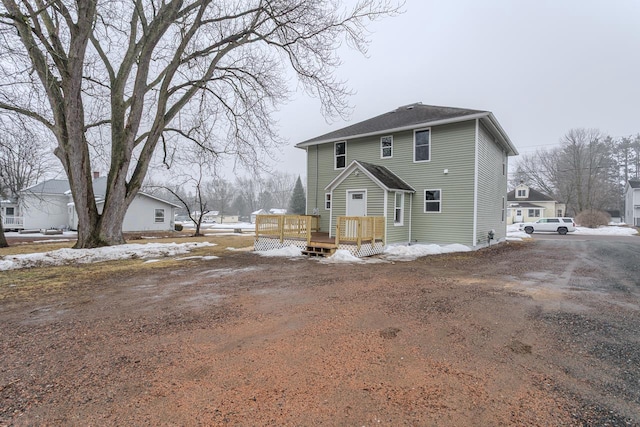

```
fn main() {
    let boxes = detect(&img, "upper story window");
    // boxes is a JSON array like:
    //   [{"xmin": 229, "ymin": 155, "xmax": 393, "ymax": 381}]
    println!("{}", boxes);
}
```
[
  {"xmin": 517, "ymin": 189, "xmax": 526, "ymax": 197},
  {"xmin": 424, "ymin": 189, "xmax": 441, "ymax": 213},
  {"xmin": 335, "ymin": 141, "xmax": 346, "ymax": 169},
  {"xmin": 381, "ymin": 135, "xmax": 393, "ymax": 158},
  {"xmin": 414, "ymin": 129, "xmax": 430, "ymax": 162}
]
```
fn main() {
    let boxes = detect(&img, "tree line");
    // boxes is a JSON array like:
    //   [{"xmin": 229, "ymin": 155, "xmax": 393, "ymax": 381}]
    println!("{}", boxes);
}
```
[{"xmin": 511, "ymin": 128, "xmax": 640, "ymax": 217}]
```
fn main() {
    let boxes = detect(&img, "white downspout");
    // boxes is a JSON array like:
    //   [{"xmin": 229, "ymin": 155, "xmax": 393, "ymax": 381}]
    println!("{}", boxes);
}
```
[{"xmin": 473, "ymin": 119, "xmax": 479, "ymax": 247}]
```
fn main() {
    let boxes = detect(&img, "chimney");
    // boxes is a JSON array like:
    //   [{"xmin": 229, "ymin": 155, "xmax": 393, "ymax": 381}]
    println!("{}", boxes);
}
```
[{"xmin": 93, "ymin": 171, "xmax": 100, "ymax": 179}]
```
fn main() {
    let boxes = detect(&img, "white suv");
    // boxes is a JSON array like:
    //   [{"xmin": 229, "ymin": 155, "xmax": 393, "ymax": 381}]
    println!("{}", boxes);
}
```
[{"xmin": 519, "ymin": 217, "xmax": 576, "ymax": 235}]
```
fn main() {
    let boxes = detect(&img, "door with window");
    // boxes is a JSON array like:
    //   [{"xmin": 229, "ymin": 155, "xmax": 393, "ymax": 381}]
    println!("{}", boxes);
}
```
[
  {"xmin": 515, "ymin": 209, "xmax": 523, "ymax": 223},
  {"xmin": 346, "ymin": 191, "xmax": 366, "ymax": 217}
]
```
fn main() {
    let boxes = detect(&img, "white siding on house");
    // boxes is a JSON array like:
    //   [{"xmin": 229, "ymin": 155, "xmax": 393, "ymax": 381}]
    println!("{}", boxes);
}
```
[
  {"xmin": 120, "ymin": 195, "xmax": 177, "ymax": 232},
  {"xmin": 21, "ymin": 194, "xmax": 69, "ymax": 229}
]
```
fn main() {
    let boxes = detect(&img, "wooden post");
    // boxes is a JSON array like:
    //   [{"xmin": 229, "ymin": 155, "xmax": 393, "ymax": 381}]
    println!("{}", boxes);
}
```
[
  {"xmin": 357, "ymin": 218, "xmax": 362, "ymax": 250},
  {"xmin": 279, "ymin": 215, "xmax": 284, "ymax": 243}
]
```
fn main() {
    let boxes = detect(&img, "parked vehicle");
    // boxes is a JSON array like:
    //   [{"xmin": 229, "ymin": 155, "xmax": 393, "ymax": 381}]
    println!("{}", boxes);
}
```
[{"xmin": 519, "ymin": 217, "xmax": 576, "ymax": 235}]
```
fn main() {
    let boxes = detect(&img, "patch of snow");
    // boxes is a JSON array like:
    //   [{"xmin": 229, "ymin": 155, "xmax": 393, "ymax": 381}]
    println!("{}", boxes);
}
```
[
  {"xmin": 0, "ymin": 242, "xmax": 215, "ymax": 271},
  {"xmin": 575, "ymin": 226, "xmax": 638, "ymax": 236},
  {"xmin": 382, "ymin": 243, "xmax": 471, "ymax": 262},
  {"xmin": 144, "ymin": 259, "xmax": 162, "ymax": 264},
  {"xmin": 255, "ymin": 245, "xmax": 303, "ymax": 258},
  {"xmin": 321, "ymin": 249, "xmax": 363, "ymax": 263},
  {"xmin": 176, "ymin": 255, "xmax": 220, "ymax": 261}
]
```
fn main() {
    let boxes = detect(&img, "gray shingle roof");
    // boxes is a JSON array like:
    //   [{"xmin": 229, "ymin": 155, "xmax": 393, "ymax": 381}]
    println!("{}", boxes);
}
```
[
  {"xmin": 22, "ymin": 179, "xmax": 70, "ymax": 195},
  {"xmin": 507, "ymin": 188, "xmax": 555, "ymax": 202},
  {"xmin": 629, "ymin": 179, "xmax": 640, "ymax": 189},
  {"xmin": 297, "ymin": 103, "xmax": 488, "ymax": 146},
  {"xmin": 357, "ymin": 161, "xmax": 415, "ymax": 192}
]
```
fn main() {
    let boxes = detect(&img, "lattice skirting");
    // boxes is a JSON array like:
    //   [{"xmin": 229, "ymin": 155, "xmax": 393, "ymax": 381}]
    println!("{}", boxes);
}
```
[
  {"xmin": 337, "ymin": 241, "xmax": 385, "ymax": 258},
  {"xmin": 254, "ymin": 237, "xmax": 307, "ymax": 252}
]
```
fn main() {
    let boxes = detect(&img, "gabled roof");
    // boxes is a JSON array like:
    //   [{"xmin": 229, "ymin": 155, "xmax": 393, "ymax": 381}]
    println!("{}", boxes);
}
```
[
  {"xmin": 22, "ymin": 179, "xmax": 70, "ymax": 195},
  {"xmin": 296, "ymin": 102, "xmax": 518, "ymax": 156},
  {"xmin": 507, "ymin": 187, "xmax": 556, "ymax": 202},
  {"xmin": 629, "ymin": 179, "xmax": 640, "ymax": 189},
  {"xmin": 325, "ymin": 160, "xmax": 415, "ymax": 193}
]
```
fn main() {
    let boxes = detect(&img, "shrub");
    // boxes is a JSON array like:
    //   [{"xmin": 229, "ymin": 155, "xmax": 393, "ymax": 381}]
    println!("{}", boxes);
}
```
[
  {"xmin": 174, "ymin": 223, "xmax": 184, "ymax": 231},
  {"xmin": 575, "ymin": 210, "xmax": 610, "ymax": 228}
]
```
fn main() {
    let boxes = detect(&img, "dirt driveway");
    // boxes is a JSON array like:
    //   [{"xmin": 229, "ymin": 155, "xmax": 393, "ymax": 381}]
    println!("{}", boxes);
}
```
[{"xmin": 1, "ymin": 239, "xmax": 639, "ymax": 426}]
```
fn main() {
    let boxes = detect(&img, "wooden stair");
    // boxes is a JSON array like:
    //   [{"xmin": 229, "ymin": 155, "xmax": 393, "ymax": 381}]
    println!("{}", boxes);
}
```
[{"xmin": 302, "ymin": 242, "xmax": 337, "ymax": 257}]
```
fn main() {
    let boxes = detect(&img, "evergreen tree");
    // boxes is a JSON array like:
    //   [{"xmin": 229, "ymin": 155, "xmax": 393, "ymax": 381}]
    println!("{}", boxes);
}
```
[{"xmin": 289, "ymin": 176, "xmax": 307, "ymax": 214}]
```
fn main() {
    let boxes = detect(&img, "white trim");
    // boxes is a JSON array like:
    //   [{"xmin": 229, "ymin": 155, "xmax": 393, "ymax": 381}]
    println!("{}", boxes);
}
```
[
  {"xmin": 423, "ymin": 189, "xmax": 442, "ymax": 213},
  {"xmin": 334, "ymin": 140, "xmax": 346, "ymax": 170},
  {"xmin": 325, "ymin": 160, "xmax": 415, "ymax": 193},
  {"xmin": 295, "ymin": 112, "xmax": 491, "ymax": 148},
  {"xmin": 329, "ymin": 191, "xmax": 333, "ymax": 237},
  {"xmin": 413, "ymin": 128, "xmax": 431, "ymax": 163},
  {"xmin": 473, "ymin": 118, "xmax": 479, "ymax": 246},
  {"xmin": 346, "ymin": 189, "xmax": 367, "ymax": 216},
  {"xmin": 380, "ymin": 135, "xmax": 393, "ymax": 159},
  {"xmin": 408, "ymin": 193, "xmax": 413, "ymax": 242}
]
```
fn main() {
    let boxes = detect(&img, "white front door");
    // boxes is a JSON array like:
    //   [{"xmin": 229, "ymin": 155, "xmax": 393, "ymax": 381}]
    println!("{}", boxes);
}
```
[
  {"xmin": 346, "ymin": 191, "xmax": 366, "ymax": 217},
  {"xmin": 515, "ymin": 209, "xmax": 523, "ymax": 223}
]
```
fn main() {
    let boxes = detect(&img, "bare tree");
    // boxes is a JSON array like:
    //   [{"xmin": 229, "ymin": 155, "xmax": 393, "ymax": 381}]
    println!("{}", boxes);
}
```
[
  {"xmin": 204, "ymin": 178, "xmax": 233, "ymax": 223},
  {"xmin": 0, "ymin": 0, "xmax": 401, "ymax": 248},
  {"xmin": 0, "ymin": 123, "xmax": 55, "ymax": 246},
  {"xmin": 265, "ymin": 171, "xmax": 297, "ymax": 210}
]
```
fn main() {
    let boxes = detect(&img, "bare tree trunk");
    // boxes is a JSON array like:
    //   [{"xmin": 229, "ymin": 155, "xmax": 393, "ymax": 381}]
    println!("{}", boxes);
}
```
[{"xmin": 0, "ymin": 222, "xmax": 8, "ymax": 248}]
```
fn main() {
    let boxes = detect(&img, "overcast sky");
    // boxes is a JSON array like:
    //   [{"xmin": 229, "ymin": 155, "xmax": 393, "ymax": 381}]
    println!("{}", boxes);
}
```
[{"xmin": 239, "ymin": 0, "xmax": 640, "ymax": 180}]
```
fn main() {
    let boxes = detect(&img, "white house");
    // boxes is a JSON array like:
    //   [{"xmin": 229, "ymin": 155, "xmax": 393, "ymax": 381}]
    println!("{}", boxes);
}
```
[
  {"xmin": 624, "ymin": 179, "xmax": 640, "ymax": 227},
  {"xmin": 20, "ymin": 176, "xmax": 181, "ymax": 232}
]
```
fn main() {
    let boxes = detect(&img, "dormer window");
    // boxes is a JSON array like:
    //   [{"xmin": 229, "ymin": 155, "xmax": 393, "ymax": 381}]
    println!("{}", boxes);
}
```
[{"xmin": 517, "ymin": 189, "xmax": 526, "ymax": 197}]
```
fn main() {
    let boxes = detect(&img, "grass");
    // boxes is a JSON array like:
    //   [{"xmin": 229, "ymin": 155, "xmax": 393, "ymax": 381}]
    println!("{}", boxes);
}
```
[{"xmin": 0, "ymin": 233, "xmax": 255, "ymax": 301}]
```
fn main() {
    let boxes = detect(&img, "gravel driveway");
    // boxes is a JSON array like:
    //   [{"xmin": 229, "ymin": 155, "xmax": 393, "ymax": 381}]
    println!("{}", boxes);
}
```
[{"xmin": 1, "ymin": 238, "xmax": 639, "ymax": 425}]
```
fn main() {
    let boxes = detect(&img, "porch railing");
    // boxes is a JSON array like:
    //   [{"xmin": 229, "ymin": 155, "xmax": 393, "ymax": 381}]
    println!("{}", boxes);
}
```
[
  {"xmin": 255, "ymin": 215, "xmax": 319, "ymax": 243},
  {"xmin": 336, "ymin": 216, "xmax": 385, "ymax": 249},
  {"xmin": 1, "ymin": 216, "xmax": 24, "ymax": 229}
]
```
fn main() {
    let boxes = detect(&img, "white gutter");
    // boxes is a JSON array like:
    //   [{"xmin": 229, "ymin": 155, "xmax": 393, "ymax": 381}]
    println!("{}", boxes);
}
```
[{"xmin": 295, "ymin": 112, "xmax": 491, "ymax": 148}]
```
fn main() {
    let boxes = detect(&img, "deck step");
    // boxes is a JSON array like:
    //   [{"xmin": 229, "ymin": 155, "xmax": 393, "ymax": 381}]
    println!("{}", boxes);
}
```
[{"xmin": 302, "ymin": 244, "xmax": 336, "ymax": 257}]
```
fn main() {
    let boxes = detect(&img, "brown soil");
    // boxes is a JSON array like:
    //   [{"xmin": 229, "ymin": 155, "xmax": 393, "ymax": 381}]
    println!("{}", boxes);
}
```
[{"xmin": 1, "ymin": 240, "xmax": 638, "ymax": 426}]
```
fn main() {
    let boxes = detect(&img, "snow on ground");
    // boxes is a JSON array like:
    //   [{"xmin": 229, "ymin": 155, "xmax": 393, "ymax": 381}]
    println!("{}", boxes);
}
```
[
  {"xmin": 178, "ymin": 221, "xmax": 255, "ymax": 231},
  {"xmin": 383, "ymin": 244, "xmax": 472, "ymax": 262},
  {"xmin": 255, "ymin": 245, "xmax": 303, "ymax": 258},
  {"xmin": 575, "ymin": 226, "xmax": 638, "ymax": 236},
  {"xmin": 320, "ymin": 250, "xmax": 364, "ymax": 264},
  {"xmin": 0, "ymin": 242, "xmax": 215, "ymax": 271}
]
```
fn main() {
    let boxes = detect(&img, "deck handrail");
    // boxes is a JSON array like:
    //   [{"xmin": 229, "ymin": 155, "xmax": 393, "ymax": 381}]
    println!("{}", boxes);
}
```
[
  {"xmin": 255, "ymin": 215, "xmax": 319, "ymax": 243},
  {"xmin": 335, "ymin": 216, "xmax": 385, "ymax": 249},
  {"xmin": 1, "ymin": 215, "xmax": 24, "ymax": 228}
]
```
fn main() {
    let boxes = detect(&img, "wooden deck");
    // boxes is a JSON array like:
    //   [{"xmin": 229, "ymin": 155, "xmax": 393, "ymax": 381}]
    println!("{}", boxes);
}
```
[{"xmin": 254, "ymin": 215, "xmax": 385, "ymax": 258}]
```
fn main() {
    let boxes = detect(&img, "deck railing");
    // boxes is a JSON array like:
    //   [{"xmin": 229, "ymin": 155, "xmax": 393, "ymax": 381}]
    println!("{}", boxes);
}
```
[
  {"xmin": 336, "ymin": 216, "xmax": 385, "ymax": 249},
  {"xmin": 255, "ymin": 215, "xmax": 319, "ymax": 243},
  {"xmin": 1, "ymin": 216, "xmax": 24, "ymax": 229}
]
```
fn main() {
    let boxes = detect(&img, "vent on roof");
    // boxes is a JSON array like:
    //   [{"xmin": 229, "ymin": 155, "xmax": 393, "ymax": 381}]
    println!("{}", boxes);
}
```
[{"xmin": 396, "ymin": 102, "xmax": 423, "ymax": 112}]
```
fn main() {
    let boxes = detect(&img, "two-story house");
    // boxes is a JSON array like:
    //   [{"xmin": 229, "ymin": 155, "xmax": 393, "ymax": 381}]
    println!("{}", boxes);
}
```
[
  {"xmin": 295, "ymin": 103, "xmax": 518, "ymax": 249},
  {"xmin": 506, "ymin": 183, "xmax": 566, "ymax": 224},
  {"xmin": 624, "ymin": 179, "xmax": 640, "ymax": 227}
]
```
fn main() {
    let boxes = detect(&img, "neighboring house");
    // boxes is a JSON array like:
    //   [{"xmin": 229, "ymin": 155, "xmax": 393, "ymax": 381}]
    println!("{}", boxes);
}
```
[
  {"xmin": 20, "ymin": 176, "xmax": 181, "ymax": 232},
  {"xmin": 295, "ymin": 103, "xmax": 518, "ymax": 248},
  {"xmin": 269, "ymin": 208, "xmax": 287, "ymax": 215},
  {"xmin": 506, "ymin": 183, "xmax": 566, "ymax": 224},
  {"xmin": 624, "ymin": 179, "xmax": 640, "ymax": 227},
  {"xmin": 1, "ymin": 199, "xmax": 22, "ymax": 230},
  {"xmin": 251, "ymin": 209, "xmax": 267, "ymax": 223}
]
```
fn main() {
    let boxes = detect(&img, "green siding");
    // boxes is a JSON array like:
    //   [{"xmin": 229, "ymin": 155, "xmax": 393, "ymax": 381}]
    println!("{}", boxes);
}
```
[
  {"xmin": 306, "ymin": 120, "xmax": 478, "ymax": 245},
  {"xmin": 476, "ymin": 122, "xmax": 508, "ymax": 243}
]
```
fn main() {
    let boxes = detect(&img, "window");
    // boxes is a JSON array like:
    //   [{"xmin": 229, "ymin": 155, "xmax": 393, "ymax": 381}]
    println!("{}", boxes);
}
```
[
  {"xmin": 381, "ymin": 135, "xmax": 393, "ymax": 158},
  {"xmin": 394, "ymin": 192, "xmax": 404, "ymax": 225},
  {"xmin": 325, "ymin": 193, "xmax": 331, "ymax": 210},
  {"xmin": 557, "ymin": 209, "xmax": 563, "ymax": 217},
  {"xmin": 516, "ymin": 209, "xmax": 522, "ymax": 216},
  {"xmin": 414, "ymin": 129, "xmax": 430, "ymax": 162},
  {"xmin": 528, "ymin": 209, "xmax": 540, "ymax": 217},
  {"xmin": 424, "ymin": 189, "xmax": 441, "ymax": 213},
  {"xmin": 548, "ymin": 218, "xmax": 560, "ymax": 223},
  {"xmin": 335, "ymin": 141, "xmax": 346, "ymax": 169},
  {"xmin": 502, "ymin": 156, "xmax": 506, "ymax": 176},
  {"xmin": 5, "ymin": 207, "xmax": 14, "ymax": 216},
  {"xmin": 501, "ymin": 197, "xmax": 505, "ymax": 222},
  {"xmin": 155, "ymin": 208, "xmax": 165, "ymax": 223},
  {"xmin": 517, "ymin": 189, "xmax": 526, "ymax": 197}
]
